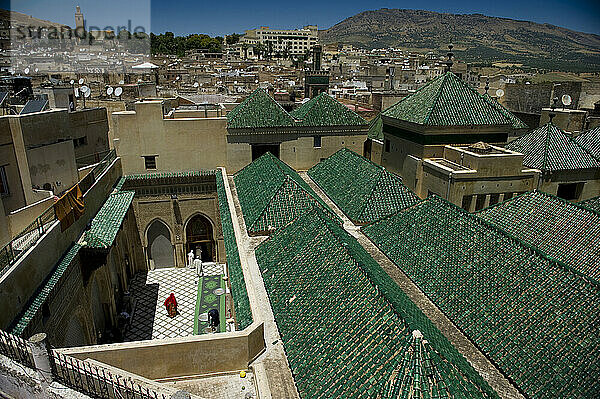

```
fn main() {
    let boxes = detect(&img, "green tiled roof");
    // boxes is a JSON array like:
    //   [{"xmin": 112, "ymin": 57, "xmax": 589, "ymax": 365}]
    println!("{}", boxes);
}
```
[
  {"xmin": 215, "ymin": 169, "xmax": 252, "ymax": 330},
  {"xmin": 233, "ymin": 152, "xmax": 339, "ymax": 234},
  {"xmin": 362, "ymin": 195, "xmax": 600, "ymax": 399},
  {"xmin": 368, "ymin": 114, "xmax": 383, "ymax": 141},
  {"xmin": 482, "ymin": 93, "xmax": 528, "ymax": 130},
  {"xmin": 290, "ymin": 92, "xmax": 367, "ymax": 127},
  {"xmin": 255, "ymin": 208, "xmax": 498, "ymax": 399},
  {"xmin": 227, "ymin": 88, "xmax": 367, "ymax": 130},
  {"xmin": 505, "ymin": 122, "xmax": 600, "ymax": 172},
  {"xmin": 11, "ymin": 244, "xmax": 82, "ymax": 336},
  {"xmin": 579, "ymin": 195, "xmax": 600, "ymax": 213},
  {"xmin": 575, "ymin": 126, "xmax": 600, "ymax": 159},
  {"xmin": 382, "ymin": 72, "xmax": 512, "ymax": 127},
  {"xmin": 308, "ymin": 149, "xmax": 419, "ymax": 223},
  {"xmin": 477, "ymin": 191, "xmax": 600, "ymax": 281},
  {"xmin": 85, "ymin": 191, "xmax": 135, "ymax": 248},
  {"xmin": 226, "ymin": 88, "xmax": 295, "ymax": 129},
  {"xmin": 124, "ymin": 170, "xmax": 216, "ymax": 181}
]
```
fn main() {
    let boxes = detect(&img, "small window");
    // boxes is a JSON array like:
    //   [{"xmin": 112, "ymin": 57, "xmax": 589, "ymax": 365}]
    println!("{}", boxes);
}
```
[
  {"xmin": 557, "ymin": 182, "xmax": 584, "ymax": 201},
  {"xmin": 144, "ymin": 155, "xmax": 157, "ymax": 170},
  {"xmin": 489, "ymin": 193, "xmax": 500, "ymax": 206},
  {"xmin": 0, "ymin": 166, "xmax": 8, "ymax": 196},
  {"xmin": 461, "ymin": 195, "xmax": 473, "ymax": 211},
  {"xmin": 475, "ymin": 194, "xmax": 487, "ymax": 211},
  {"xmin": 385, "ymin": 139, "xmax": 391, "ymax": 152},
  {"xmin": 503, "ymin": 192, "xmax": 514, "ymax": 201},
  {"xmin": 313, "ymin": 136, "xmax": 322, "ymax": 148}
]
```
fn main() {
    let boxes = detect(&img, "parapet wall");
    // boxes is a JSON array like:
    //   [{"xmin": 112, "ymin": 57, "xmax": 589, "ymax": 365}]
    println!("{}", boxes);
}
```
[
  {"xmin": 57, "ymin": 322, "xmax": 265, "ymax": 380},
  {"xmin": 0, "ymin": 157, "xmax": 123, "ymax": 330}
]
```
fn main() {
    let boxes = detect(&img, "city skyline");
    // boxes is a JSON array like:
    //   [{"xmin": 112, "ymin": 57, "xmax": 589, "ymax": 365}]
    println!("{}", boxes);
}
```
[{"xmin": 4, "ymin": 0, "xmax": 600, "ymax": 37}]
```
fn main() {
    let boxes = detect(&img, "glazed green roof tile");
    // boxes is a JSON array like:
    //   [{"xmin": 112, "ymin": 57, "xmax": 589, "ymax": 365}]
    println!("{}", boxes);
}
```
[
  {"xmin": 308, "ymin": 149, "xmax": 419, "ymax": 223},
  {"xmin": 11, "ymin": 244, "xmax": 82, "ymax": 336},
  {"xmin": 233, "ymin": 153, "xmax": 339, "ymax": 234},
  {"xmin": 255, "ymin": 208, "xmax": 498, "ymax": 399},
  {"xmin": 124, "ymin": 170, "xmax": 216, "ymax": 181},
  {"xmin": 505, "ymin": 122, "xmax": 600, "ymax": 172},
  {"xmin": 579, "ymin": 195, "xmax": 600, "ymax": 213},
  {"xmin": 482, "ymin": 93, "xmax": 528, "ymax": 130},
  {"xmin": 477, "ymin": 191, "xmax": 600, "ymax": 281},
  {"xmin": 368, "ymin": 114, "xmax": 384, "ymax": 141},
  {"xmin": 85, "ymin": 191, "xmax": 135, "ymax": 248},
  {"xmin": 382, "ymin": 72, "xmax": 512, "ymax": 127},
  {"xmin": 226, "ymin": 88, "xmax": 295, "ymax": 129},
  {"xmin": 362, "ymin": 195, "xmax": 600, "ymax": 399},
  {"xmin": 574, "ymin": 126, "xmax": 600, "ymax": 159},
  {"xmin": 227, "ymin": 88, "xmax": 367, "ymax": 130},
  {"xmin": 290, "ymin": 92, "xmax": 367, "ymax": 127},
  {"xmin": 215, "ymin": 169, "xmax": 252, "ymax": 329}
]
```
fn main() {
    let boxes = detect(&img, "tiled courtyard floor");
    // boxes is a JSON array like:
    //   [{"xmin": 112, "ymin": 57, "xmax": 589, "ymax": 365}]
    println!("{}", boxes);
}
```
[{"xmin": 124, "ymin": 264, "xmax": 225, "ymax": 341}]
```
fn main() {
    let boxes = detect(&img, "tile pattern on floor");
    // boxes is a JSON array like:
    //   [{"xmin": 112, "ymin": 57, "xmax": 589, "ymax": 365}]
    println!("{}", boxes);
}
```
[
  {"xmin": 125, "ymin": 267, "xmax": 199, "ymax": 341},
  {"xmin": 195, "ymin": 275, "xmax": 226, "ymax": 334}
]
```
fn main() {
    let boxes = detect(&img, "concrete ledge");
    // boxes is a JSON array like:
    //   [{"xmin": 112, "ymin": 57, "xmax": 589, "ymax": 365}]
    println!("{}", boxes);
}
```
[{"xmin": 57, "ymin": 322, "xmax": 265, "ymax": 381}]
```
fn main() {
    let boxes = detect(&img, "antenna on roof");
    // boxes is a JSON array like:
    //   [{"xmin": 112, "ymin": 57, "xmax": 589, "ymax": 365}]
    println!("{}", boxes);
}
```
[
  {"xmin": 485, "ymin": 78, "xmax": 489, "ymax": 94},
  {"xmin": 445, "ymin": 44, "xmax": 454, "ymax": 72},
  {"xmin": 549, "ymin": 97, "xmax": 558, "ymax": 123}
]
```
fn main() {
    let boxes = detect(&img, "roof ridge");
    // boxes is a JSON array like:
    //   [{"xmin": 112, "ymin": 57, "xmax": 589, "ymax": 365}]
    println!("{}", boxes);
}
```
[
  {"xmin": 423, "ymin": 73, "xmax": 449, "ymax": 125},
  {"xmin": 357, "ymin": 168, "xmax": 387, "ymax": 221},
  {"xmin": 429, "ymin": 195, "xmax": 600, "ymax": 288}
]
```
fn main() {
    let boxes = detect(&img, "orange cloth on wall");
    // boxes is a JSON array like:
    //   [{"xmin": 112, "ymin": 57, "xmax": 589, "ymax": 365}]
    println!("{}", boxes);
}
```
[{"xmin": 54, "ymin": 184, "xmax": 85, "ymax": 231}]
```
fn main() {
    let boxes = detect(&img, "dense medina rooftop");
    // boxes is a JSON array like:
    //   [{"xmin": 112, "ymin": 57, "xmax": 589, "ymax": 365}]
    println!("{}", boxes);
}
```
[
  {"xmin": 362, "ymin": 195, "xmax": 600, "ymax": 398},
  {"xmin": 505, "ymin": 122, "xmax": 600, "ymax": 172},
  {"xmin": 381, "ymin": 72, "xmax": 524, "ymax": 128},
  {"xmin": 308, "ymin": 148, "xmax": 419, "ymax": 224},
  {"xmin": 477, "ymin": 191, "xmax": 600, "ymax": 281},
  {"xmin": 255, "ymin": 208, "xmax": 498, "ymax": 399},
  {"xmin": 233, "ymin": 152, "xmax": 339, "ymax": 235}
]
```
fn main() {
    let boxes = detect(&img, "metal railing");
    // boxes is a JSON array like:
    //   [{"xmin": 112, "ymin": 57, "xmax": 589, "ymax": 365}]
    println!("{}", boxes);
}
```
[
  {"xmin": 0, "ymin": 329, "xmax": 35, "ymax": 369},
  {"xmin": 51, "ymin": 351, "xmax": 168, "ymax": 399},
  {"xmin": 76, "ymin": 150, "xmax": 112, "ymax": 168},
  {"xmin": 0, "ymin": 327, "xmax": 169, "ymax": 399},
  {"xmin": 0, "ymin": 149, "xmax": 117, "ymax": 279}
]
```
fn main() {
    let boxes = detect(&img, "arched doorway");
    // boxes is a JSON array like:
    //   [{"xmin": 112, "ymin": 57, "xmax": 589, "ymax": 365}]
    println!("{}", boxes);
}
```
[
  {"xmin": 185, "ymin": 214, "xmax": 215, "ymax": 262},
  {"xmin": 146, "ymin": 220, "xmax": 175, "ymax": 269}
]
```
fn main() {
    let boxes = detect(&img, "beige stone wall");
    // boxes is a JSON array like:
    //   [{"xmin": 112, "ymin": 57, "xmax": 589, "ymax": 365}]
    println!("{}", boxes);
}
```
[
  {"xmin": 113, "ymin": 101, "xmax": 229, "ymax": 175},
  {"xmin": 26, "ymin": 140, "xmax": 79, "ymax": 193},
  {"xmin": 280, "ymin": 134, "xmax": 366, "ymax": 171},
  {"xmin": 59, "ymin": 322, "xmax": 266, "ymax": 380}
]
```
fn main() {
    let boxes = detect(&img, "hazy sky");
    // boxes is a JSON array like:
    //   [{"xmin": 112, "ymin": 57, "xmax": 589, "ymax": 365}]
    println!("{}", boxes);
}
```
[{"xmin": 5, "ymin": 0, "xmax": 600, "ymax": 36}]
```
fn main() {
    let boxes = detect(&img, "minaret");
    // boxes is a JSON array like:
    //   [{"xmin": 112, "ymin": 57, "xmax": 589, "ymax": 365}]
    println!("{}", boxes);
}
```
[{"xmin": 75, "ymin": 6, "xmax": 84, "ymax": 31}]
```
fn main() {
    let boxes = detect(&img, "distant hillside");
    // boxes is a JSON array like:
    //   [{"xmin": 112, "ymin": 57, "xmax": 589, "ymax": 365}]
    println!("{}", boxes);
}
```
[
  {"xmin": 0, "ymin": 9, "xmax": 68, "ymax": 29},
  {"xmin": 320, "ymin": 9, "xmax": 600, "ymax": 72}
]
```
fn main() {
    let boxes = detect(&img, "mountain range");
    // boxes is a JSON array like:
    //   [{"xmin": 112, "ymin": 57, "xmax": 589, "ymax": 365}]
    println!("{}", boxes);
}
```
[{"xmin": 319, "ymin": 9, "xmax": 600, "ymax": 72}]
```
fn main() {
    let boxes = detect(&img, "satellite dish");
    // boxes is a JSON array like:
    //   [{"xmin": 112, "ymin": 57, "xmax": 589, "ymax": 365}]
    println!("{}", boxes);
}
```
[
  {"xmin": 114, "ymin": 87, "xmax": 123, "ymax": 96},
  {"xmin": 193, "ymin": 82, "xmax": 199, "ymax": 88},
  {"xmin": 495, "ymin": 89, "xmax": 505, "ymax": 98},
  {"xmin": 119, "ymin": 80, "xmax": 125, "ymax": 85},
  {"xmin": 70, "ymin": 80, "xmax": 75, "ymax": 85},
  {"xmin": 74, "ymin": 88, "xmax": 79, "ymax": 97},
  {"xmin": 80, "ymin": 85, "xmax": 89, "ymax": 93},
  {"xmin": 34, "ymin": 68, "xmax": 39, "ymax": 73},
  {"xmin": 176, "ymin": 76, "xmax": 180, "ymax": 81},
  {"xmin": 137, "ymin": 78, "xmax": 142, "ymax": 83},
  {"xmin": 78, "ymin": 78, "xmax": 84, "ymax": 85},
  {"xmin": 106, "ymin": 87, "xmax": 114, "ymax": 96},
  {"xmin": 561, "ymin": 94, "xmax": 572, "ymax": 106},
  {"xmin": 84, "ymin": 90, "xmax": 91, "ymax": 98},
  {"xmin": 24, "ymin": 67, "xmax": 30, "ymax": 74}
]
